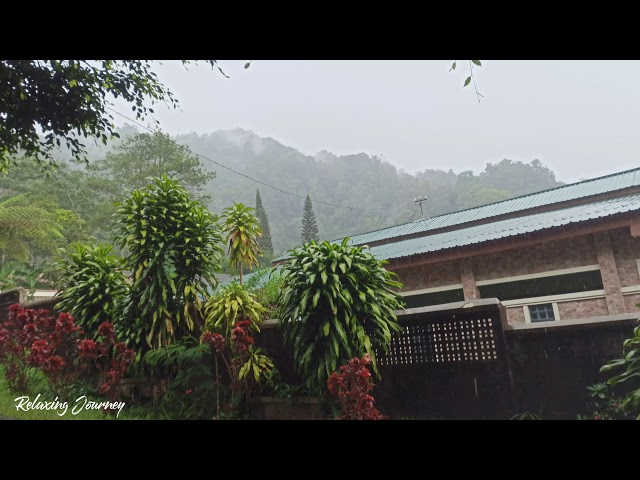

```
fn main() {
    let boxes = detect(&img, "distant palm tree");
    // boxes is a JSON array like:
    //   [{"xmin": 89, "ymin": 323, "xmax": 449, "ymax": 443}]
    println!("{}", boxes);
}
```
[
  {"xmin": 0, "ymin": 194, "xmax": 63, "ymax": 265},
  {"xmin": 220, "ymin": 203, "xmax": 262, "ymax": 285}
]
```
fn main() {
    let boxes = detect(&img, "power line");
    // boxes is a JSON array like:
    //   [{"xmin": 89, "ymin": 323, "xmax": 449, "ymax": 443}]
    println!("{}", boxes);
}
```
[{"xmin": 105, "ymin": 106, "xmax": 399, "ymax": 213}]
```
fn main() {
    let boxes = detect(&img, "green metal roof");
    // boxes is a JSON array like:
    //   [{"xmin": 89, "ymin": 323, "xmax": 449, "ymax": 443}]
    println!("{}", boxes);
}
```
[
  {"xmin": 341, "ymin": 166, "xmax": 640, "ymax": 247},
  {"xmin": 367, "ymin": 193, "xmax": 640, "ymax": 261}
]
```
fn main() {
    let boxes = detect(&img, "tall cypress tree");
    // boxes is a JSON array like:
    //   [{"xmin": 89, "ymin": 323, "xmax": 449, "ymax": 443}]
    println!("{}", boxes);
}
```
[
  {"xmin": 255, "ymin": 189, "xmax": 273, "ymax": 256},
  {"xmin": 301, "ymin": 194, "xmax": 320, "ymax": 244}
]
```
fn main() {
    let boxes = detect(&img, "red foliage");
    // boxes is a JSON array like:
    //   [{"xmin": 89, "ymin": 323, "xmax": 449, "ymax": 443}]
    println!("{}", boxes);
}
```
[
  {"xmin": 0, "ymin": 305, "xmax": 83, "ymax": 391},
  {"xmin": 230, "ymin": 320, "xmax": 254, "ymax": 353},
  {"xmin": 0, "ymin": 304, "xmax": 134, "ymax": 402},
  {"xmin": 201, "ymin": 331, "xmax": 226, "ymax": 353},
  {"xmin": 327, "ymin": 354, "xmax": 385, "ymax": 420},
  {"xmin": 78, "ymin": 322, "xmax": 135, "ymax": 402}
]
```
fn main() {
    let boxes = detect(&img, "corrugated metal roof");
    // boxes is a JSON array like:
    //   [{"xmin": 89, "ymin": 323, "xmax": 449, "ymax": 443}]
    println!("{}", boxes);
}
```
[
  {"xmin": 343, "ymin": 167, "xmax": 640, "ymax": 246},
  {"xmin": 367, "ymin": 193, "xmax": 640, "ymax": 261}
]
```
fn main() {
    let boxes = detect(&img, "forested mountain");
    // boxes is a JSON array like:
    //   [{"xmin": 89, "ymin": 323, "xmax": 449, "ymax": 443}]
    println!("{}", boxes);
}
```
[
  {"xmin": 0, "ymin": 125, "xmax": 563, "ymax": 266},
  {"xmin": 171, "ymin": 128, "xmax": 562, "ymax": 254}
]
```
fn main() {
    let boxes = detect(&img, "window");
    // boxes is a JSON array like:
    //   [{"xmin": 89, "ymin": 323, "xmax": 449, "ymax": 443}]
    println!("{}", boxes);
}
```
[
  {"xmin": 402, "ymin": 288, "xmax": 465, "ymax": 309},
  {"xmin": 528, "ymin": 303, "xmax": 556, "ymax": 323},
  {"xmin": 478, "ymin": 269, "xmax": 604, "ymax": 302}
]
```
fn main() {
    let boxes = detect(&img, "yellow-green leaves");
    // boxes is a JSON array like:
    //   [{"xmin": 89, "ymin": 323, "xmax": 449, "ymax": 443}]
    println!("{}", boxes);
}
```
[
  {"xmin": 204, "ymin": 283, "xmax": 265, "ymax": 338},
  {"xmin": 220, "ymin": 203, "xmax": 262, "ymax": 284}
]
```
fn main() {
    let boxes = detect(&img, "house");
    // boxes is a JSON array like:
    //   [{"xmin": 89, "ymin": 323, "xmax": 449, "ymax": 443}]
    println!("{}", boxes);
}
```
[{"xmin": 278, "ymin": 167, "xmax": 640, "ymax": 328}]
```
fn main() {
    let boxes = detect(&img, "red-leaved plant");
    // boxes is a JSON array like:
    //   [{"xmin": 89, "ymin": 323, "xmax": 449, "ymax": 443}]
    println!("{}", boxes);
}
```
[
  {"xmin": 0, "ymin": 304, "xmax": 83, "ymax": 392},
  {"xmin": 201, "ymin": 319, "xmax": 269, "ymax": 417},
  {"xmin": 77, "ymin": 322, "xmax": 135, "ymax": 403},
  {"xmin": 327, "ymin": 354, "xmax": 385, "ymax": 420}
]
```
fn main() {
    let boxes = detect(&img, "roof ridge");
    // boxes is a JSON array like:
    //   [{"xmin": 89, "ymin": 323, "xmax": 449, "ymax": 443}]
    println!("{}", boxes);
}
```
[{"xmin": 328, "ymin": 165, "xmax": 640, "ymax": 243}]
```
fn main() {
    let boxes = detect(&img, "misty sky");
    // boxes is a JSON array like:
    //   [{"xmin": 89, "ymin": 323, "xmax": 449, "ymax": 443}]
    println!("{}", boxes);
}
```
[{"xmin": 113, "ymin": 60, "xmax": 640, "ymax": 183}]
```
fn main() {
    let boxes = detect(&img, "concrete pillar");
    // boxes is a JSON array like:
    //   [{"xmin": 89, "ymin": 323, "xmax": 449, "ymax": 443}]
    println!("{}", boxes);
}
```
[
  {"xmin": 593, "ymin": 231, "xmax": 625, "ymax": 314},
  {"xmin": 460, "ymin": 258, "xmax": 480, "ymax": 300}
]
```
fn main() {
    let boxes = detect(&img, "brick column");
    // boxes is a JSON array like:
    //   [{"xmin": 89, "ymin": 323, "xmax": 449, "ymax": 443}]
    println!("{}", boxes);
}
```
[
  {"xmin": 460, "ymin": 258, "xmax": 480, "ymax": 300},
  {"xmin": 593, "ymin": 231, "xmax": 625, "ymax": 314}
]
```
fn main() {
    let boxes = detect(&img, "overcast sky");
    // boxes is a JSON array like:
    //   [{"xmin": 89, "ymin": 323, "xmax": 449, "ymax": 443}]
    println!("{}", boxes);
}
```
[{"xmin": 114, "ymin": 60, "xmax": 640, "ymax": 183}]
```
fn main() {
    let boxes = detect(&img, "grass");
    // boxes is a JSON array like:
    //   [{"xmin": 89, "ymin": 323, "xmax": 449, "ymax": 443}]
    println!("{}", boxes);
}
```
[{"xmin": 0, "ymin": 365, "xmax": 156, "ymax": 420}]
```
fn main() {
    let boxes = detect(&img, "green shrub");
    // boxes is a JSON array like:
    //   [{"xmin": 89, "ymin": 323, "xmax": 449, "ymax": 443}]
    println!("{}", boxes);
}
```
[
  {"xmin": 276, "ymin": 239, "xmax": 405, "ymax": 390},
  {"xmin": 56, "ymin": 243, "xmax": 128, "ymax": 339},
  {"xmin": 114, "ymin": 175, "xmax": 224, "ymax": 351}
]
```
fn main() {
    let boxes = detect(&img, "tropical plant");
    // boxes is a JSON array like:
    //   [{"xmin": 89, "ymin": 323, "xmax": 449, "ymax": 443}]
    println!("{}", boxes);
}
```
[
  {"xmin": 114, "ymin": 175, "xmax": 223, "ymax": 351},
  {"xmin": 201, "ymin": 319, "xmax": 274, "ymax": 417},
  {"xmin": 220, "ymin": 203, "xmax": 262, "ymax": 284},
  {"xmin": 239, "ymin": 346, "xmax": 274, "ymax": 382},
  {"xmin": 300, "ymin": 194, "xmax": 319, "ymax": 244},
  {"xmin": 0, "ymin": 262, "xmax": 16, "ymax": 290},
  {"xmin": 0, "ymin": 305, "xmax": 83, "ymax": 393},
  {"xmin": 327, "ymin": 354, "xmax": 385, "ymax": 420},
  {"xmin": 600, "ymin": 320, "xmax": 640, "ymax": 418},
  {"xmin": 204, "ymin": 282, "xmax": 266, "ymax": 337},
  {"xmin": 77, "ymin": 322, "xmax": 135, "ymax": 404},
  {"xmin": 577, "ymin": 383, "xmax": 633, "ymax": 420},
  {"xmin": 244, "ymin": 268, "xmax": 282, "ymax": 316},
  {"xmin": 144, "ymin": 336, "xmax": 217, "ymax": 419},
  {"xmin": 0, "ymin": 194, "xmax": 63, "ymax": 263},
  {"xmin": 276, "ymin": 238, "xmax": 405, "ymax": 390},
  {"xmin": 56, "ymin": 243, "xmax": 129, "ymax": 339}
]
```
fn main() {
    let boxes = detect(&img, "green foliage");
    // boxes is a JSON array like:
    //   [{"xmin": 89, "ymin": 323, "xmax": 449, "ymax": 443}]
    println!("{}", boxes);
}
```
[
  {"xmin": 0, "ymin": 194, "xmax": 64, "ymax": 263},
  {"xmin": 600, "ymin": 320, "xmax": 640, "ymax": 418},
  {"xmin": 244, "ymin": 268, "xmax": 282, "ymax": 315},
  {"xmin": 115, "ymin": 175, "xmax": 224, "ymax": 351},
  {"xmin": 577, "ymin": 383, "xmax": 634, "ymax": 420},
  {"xmin": 144, "ymin": 337, "xmax": 217, "ymax": 419},
  {"xmin": 220, "ymin": 203, "xmax": 262, "ymax": 284},
  {"xmin": 261, "ymin": 368, "xmax": 319, "ymax": 398},
  {"xmin": 255, "ymin": 190, "xmax": 273, "ymax": 257},
  {"xmin": 56, "ymin": 243, "xmax": 129, "ymax": 339},
  {"xmin": 0, "ymin": 158, "xmax": 117, "ymax": 243},
  {"xmin": 276, "ymin": 238, "xmax": 405, "ymax": 390},
  {"xmin": 0, "ymin": 60, "xmax": 224, "ymax": 172},
  {"xmin": 301, "ymin": 194, "xmax": 319, "ymax": 244},
  {"xmin": 204, "ymin": 283, "xmax": 266, "ymax": 337},
  {"xmin": 4, "ymin": 128, "xmax": 563, "ymax": 257},
  {"xmin": 87, "ymin": 130, "xmax": 215, "ymax": 201},
  {"xmin": 238, "ymin": 347, "xmax": 275, "ymax": 383}
]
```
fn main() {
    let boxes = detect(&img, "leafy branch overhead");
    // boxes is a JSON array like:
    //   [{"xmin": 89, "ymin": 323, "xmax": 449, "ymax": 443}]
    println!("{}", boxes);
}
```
[
  {"xmin": 0, "ymin": 60, "xmax": 232, "ymax": 173},
  {"xmin": 450, "ymin": 60, "xmax": 484, "ymax": 102}
]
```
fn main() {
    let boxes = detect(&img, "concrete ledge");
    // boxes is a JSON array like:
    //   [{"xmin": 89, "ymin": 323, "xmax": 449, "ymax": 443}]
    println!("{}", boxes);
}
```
[
  {"xmin": 261, "ymin": 319, "xmax": 279, "ymax": 329},
  {"xmin": 261, "ymin": 298, "xmax": 507, "ymax": 329},
  {"xmin": 23, "ymin": 296, "xmax": 62, "ymax": 309},
  {"xmin": 395, "ymin": 298, "xmax": 502, "ymax": 318},
  {"xmin": 506, "ymin": 312, "xmax": 640, "ymax": 334}
]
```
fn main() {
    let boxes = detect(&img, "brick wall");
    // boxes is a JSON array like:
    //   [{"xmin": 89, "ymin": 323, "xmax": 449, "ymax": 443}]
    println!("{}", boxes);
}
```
[
  {"xmin": 610, "ymin": 226, "xmax": 640, "ymax": 287},
  {"xmin": 395, "ymin": 258, "xmax": 460, "ymax": 290},
  {"xmin": 473, "ymin": 234, "xmax": 598, "ymax": 282},
  {"xmin": 506, "ymin": 307, "xmax": 525, "ymax": 324},
  {"xmin": 623, "ymin": 293, "xmax": 640, "ymax": 312},
  {"xmin": 392, "ymin": 227, "xmax": 640, "ymax": 320},
  {"xmin": 558, "ymin": 297, "xmax": 609, "ymax": 319},
  {"xmin": 395, "ymin": 233, "xmax": 600, "ymax": 292}
]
